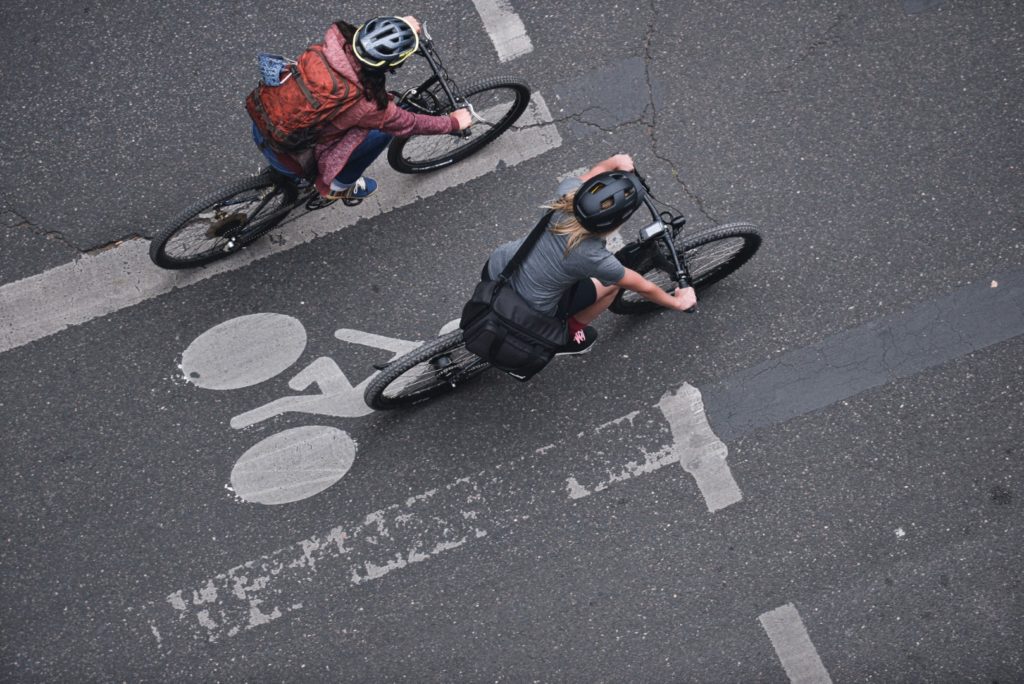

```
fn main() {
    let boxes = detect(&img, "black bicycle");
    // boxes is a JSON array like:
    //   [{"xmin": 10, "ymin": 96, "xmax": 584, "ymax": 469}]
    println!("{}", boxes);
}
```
[
  {"xmin": 363, "ymin": 172, "xmax": 762, "ymax": 410},
  {"xmin": 150, "ymin": 23, "xmax": 531, "ymax": 269}
]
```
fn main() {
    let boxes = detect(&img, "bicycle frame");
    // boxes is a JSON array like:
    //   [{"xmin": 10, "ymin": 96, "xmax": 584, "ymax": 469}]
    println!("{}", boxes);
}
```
[
  {"xmin": 617, "ymin": 171, "xmax": 694, "ymax": 289},
  {"xmin": 416, "ymin": 25, "xmax": 462, "ymax": 108},
  {"xmin": 393, "ymin": 22, "xmax": 488, "ymax": 132}
]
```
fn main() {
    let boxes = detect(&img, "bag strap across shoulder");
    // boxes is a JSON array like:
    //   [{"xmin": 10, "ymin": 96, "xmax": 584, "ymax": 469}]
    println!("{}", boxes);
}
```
[{"xmin": 499, "ymin": 211, "xmax": 556, "ymax": 282}]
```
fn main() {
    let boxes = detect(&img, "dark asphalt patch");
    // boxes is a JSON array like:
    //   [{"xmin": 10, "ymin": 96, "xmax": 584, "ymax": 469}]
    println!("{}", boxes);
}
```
[{"xmin": 705, "ymin": 268, "xmax": 1024, "ymax": 441}]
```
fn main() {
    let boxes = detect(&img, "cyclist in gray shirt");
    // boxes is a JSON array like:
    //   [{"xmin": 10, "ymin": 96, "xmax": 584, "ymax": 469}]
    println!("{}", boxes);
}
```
[{"xmin": 485, "ymin": 154, "xmax": 696, "ymax": 354}]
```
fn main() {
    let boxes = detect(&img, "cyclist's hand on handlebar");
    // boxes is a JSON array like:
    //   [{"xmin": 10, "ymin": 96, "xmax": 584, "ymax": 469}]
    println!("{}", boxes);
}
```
[
  {"xmin": 673, "ymin": 286, "xmax": 697, "ymax": 312},
  {"xmin": 610, "ymin": 153, "xmax": 635, "ymax": 172},
  {"xmin": 401, "ymin": 15, "xmax": 422, "ymax": 34},
  {"xmin": 452, "ymin": 108, "xmax": 473, "ymax": 130}
]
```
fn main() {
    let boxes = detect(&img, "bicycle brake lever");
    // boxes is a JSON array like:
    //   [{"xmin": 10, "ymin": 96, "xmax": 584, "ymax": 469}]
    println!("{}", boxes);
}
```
[
  {"xmin": 452, "ymin": 103, "xmax": 487, "ymax": 137},
  {"xmin": 466, "ymin": 103, "xmax": 490, "ymax": 125}
]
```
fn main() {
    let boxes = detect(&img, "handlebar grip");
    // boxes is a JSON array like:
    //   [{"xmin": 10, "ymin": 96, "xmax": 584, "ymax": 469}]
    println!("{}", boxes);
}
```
[{"xmin": 675, "ymin": 282, "xmax": 697, "ymax": 313}]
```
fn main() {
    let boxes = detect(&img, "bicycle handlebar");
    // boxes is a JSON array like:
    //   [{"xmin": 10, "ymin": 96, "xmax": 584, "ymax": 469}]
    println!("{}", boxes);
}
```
[
  {"xmin": 629, "ymin": 165, "xmax": 696, "ymax": 308},
  {"xmin": 411, "ymin": 22, "xmax": 483, "ymax": 137}
]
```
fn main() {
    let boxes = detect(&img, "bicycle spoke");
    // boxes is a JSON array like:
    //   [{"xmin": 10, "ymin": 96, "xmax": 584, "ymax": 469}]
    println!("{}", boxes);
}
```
[
  {"xmin": 614, "ymin": 230, "xmax": 757, "ymax": 309},
  {"xmin": 160, "ymin": 186, "xmax": 289, "ymax": 260},
  {"xmin": 382, "ymin": 347, "xmax": 486, "ymax": 399},
  {"xmin": 619, "ymin": 268, "xmax": 673, "ymax": 304},
  {"xmin": 686, "ymin": 237, "xmax": 748, "ymax": 283},
  {"xmin": 398, "ymin": 86, "xmax": 520, "ymax": 164},
  {"xmin": 388, "ymin": 78, "xmax": 529, "ymax": 174}
]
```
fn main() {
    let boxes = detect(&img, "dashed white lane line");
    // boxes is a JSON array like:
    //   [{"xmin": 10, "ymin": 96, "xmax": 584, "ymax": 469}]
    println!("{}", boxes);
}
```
[
  {"xmin": 759, "ymin": 604, "xmax": 834, "ymax": 684},
  {"xmin": 0, "ymin": 94, "xmax": 560, "ymax": 355},
  {"xmin": 471, "ymin": 0, "xmax": 534, "ymax": 62},
  {"xmin": 138, "ymin": 380, "xmax": 728, "ymax": 644}
]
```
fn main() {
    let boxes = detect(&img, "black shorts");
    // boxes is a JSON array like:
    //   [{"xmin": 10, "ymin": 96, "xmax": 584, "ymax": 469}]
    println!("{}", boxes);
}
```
[{"xmin": 481, "ymin": 261, "xmax": 597, "ymax": 319}]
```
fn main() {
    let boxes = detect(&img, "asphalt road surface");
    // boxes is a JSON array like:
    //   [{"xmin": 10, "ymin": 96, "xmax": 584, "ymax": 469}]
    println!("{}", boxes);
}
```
[{"xmin": 1, "ymin": 1, "xmax": 1022, "ymax": 681}]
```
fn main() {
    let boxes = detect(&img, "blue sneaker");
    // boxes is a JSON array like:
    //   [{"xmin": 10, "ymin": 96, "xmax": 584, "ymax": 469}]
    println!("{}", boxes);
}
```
[{"xmin": 326, "ymin": 176, "xmax": 378, "ymax": 205}]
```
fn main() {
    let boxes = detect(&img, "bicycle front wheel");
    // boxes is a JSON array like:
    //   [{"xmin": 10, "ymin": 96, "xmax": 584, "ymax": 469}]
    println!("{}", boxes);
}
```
[
  {"xmin": 363, "ymin": 330, "xmax": 491, "ymax": 410},
  {"xmin": 609, "ymin": 223, "xmax": 762, "ymax": 315},
  {"xmin": 387, "ymin": 77, "xmax": 531, "ymax": 174},
  {"xmin": 149, "ymin": 170, "xmax": 297, "ymax": 269}
]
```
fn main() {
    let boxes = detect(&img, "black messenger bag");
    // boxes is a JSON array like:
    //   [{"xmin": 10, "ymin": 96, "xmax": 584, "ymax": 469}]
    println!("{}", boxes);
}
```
[{"xmin": 460, "ymin": 211, "xmax": 568, "ymax": 381}]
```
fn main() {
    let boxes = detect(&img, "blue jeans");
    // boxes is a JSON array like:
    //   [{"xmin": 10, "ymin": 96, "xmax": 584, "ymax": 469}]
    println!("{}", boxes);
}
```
[
  {"xmin": 334, "ymin": 130, "xmax": 393, "ymax": 184},
  {"xmin": 251, "ymin": 124, "xmax": 392, "ymax": 184},
  {"xmin": 251, "ymin": 123, "xmax": 303, "ymax": 178}
]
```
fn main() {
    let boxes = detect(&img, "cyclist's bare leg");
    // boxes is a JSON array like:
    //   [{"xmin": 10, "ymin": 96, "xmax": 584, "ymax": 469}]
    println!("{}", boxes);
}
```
[{"xmin": 571, "ymin": 279, "xmax": 619, "ymax": 325}]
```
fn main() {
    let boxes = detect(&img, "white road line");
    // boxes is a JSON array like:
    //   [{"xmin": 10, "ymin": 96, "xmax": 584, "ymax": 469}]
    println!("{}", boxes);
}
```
[
  {"xmin": 658, "ymin": 383, "xmax": 741, "ymax": 512},
  {"xmin": 146, "ymin": 466, "xmax": 496, "ymax": 642},
  {"xmin": 139, "ymin": 380, "xmax": 732, "ymax": 644},
  {"xmin": 471, "ymin": 0, "xmax": 534, "ymax": 62},
  {"xmin": 565, "ymin": 383, "xmax": 738, "ymax": 509},
  {"xmin": 137, "ymin": 276, "xmax": 1024, "ymax": 644},
  {"xmin": 0, "ymin": 94, "xmax": 560, "ymax": 355},
  {"xmin": 759, "ymin": 604, "xmax": 834, "ymax": 684}
]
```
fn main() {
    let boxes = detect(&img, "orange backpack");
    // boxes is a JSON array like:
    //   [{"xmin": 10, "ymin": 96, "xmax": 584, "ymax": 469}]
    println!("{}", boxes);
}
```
[{"xmin": 246, "ymin": 44, "xmax": 361, "ymax": 152}]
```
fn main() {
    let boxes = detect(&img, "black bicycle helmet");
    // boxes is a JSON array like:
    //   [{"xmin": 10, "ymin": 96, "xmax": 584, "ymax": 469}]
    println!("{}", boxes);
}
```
[
  {"xmin": 572, "ymin": 171, "xmax": 645, "ymax": 233},
  {"xmin": 353, "ymin": 17, "xmax": 419, "ymax": 69}
]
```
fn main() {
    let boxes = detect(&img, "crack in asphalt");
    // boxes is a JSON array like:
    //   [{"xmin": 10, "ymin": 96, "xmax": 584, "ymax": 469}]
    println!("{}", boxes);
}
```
[
  {"xmin": 83, "ymin": 233, "xmax": 146, "ymax": 256},
  {"xmin": 11, "ymin": 215, "xmax": 81, "ymax": 254},
  {"xmin": 510, "ymin": 106, "xmax": 648, "ymax": 135},
  {"xmin": 5, "ymin": 206, "xmax": 145, "ymax": 257},
  {"xmin": 642, "ymin": 0, "xmax": 720, "ymax": 226}
]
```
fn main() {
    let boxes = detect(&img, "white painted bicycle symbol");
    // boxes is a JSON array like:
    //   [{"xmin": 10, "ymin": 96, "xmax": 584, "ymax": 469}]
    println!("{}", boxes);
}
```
[{"xmin": 179, "ymin": 313, "xmax": 459, "ymax": 505}]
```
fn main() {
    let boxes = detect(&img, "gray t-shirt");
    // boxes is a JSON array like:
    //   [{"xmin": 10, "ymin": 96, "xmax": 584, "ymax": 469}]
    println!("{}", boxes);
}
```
[{"xmin": 487, "ymin": 177, "xmax": 626, "ymax": 315}]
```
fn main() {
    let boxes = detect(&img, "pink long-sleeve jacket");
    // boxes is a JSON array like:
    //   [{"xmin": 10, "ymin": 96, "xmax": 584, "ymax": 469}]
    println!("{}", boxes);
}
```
[{"xmin": 313, "ymin": 24, "xmax": 459, "ymax": 194}]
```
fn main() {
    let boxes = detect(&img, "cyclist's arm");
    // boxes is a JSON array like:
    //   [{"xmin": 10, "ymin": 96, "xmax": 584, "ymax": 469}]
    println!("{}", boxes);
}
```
[
  {"xmin": 368, "ymin": 100, "xmax": 461, "ymax": 137},
  {"xmin": 617, "ymin": 268, "xmax": 696, "ymax": 311},
  {"xmin": 579, "ymin": 153, "xmax": 635, "ymax": 181}
]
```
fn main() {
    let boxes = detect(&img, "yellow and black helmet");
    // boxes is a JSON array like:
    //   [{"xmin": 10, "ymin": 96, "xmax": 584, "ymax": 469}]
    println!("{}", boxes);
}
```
[{"xmin": 353, "ymin": 17, "xmax": 419, "ymax": 69}]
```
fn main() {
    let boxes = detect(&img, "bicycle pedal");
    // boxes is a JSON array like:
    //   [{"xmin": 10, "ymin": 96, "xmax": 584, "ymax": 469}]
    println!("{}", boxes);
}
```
[{"xmin": 304, "ymin": 196, "xmax": 337, "ymax": 211}]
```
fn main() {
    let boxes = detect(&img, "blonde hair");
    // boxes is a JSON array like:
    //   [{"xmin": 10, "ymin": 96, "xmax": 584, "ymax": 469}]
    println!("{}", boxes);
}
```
[{"xmin": 544, "ymin": 191, "xmax": 615, "ymax": 257}]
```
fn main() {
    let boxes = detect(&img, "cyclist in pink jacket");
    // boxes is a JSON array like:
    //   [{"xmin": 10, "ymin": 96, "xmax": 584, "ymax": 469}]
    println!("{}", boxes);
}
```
[{"xmin": 253, "ymin": 16, "xmax": 472, "ymax": 201}]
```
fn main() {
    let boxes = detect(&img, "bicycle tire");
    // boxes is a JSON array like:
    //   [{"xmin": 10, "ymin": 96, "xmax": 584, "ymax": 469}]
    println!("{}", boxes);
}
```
[
  {"xmin": 363, "ymin": 330, "xmax": 491, "ymax": 410},
  {"xmin": 149, "ymin": 171, "xmax": 298, "ymax": 269},
  {"xmin": 387, "ymin": 77, "xmax": 531, "ymax": 174},
  {"xmin": 609, "ymin": 222, "xmax": 762, "ymax": 315}
]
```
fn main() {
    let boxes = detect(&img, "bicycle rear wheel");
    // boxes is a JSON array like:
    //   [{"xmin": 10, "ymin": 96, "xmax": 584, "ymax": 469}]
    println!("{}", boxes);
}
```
[
  {"xmin": 609, "ymin": 223, "xmax": 762, "ymax": 315},
  {"xmin": 387, "ymin": 77, "xmax": 531, "ymax": 173},
  {"xmin": 149, "ymin": 170, "xmax": 297, "ymax": 269},
  {"xmin": 363, "ymin": 330, "xmax": 491, "ymax": 410}
]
